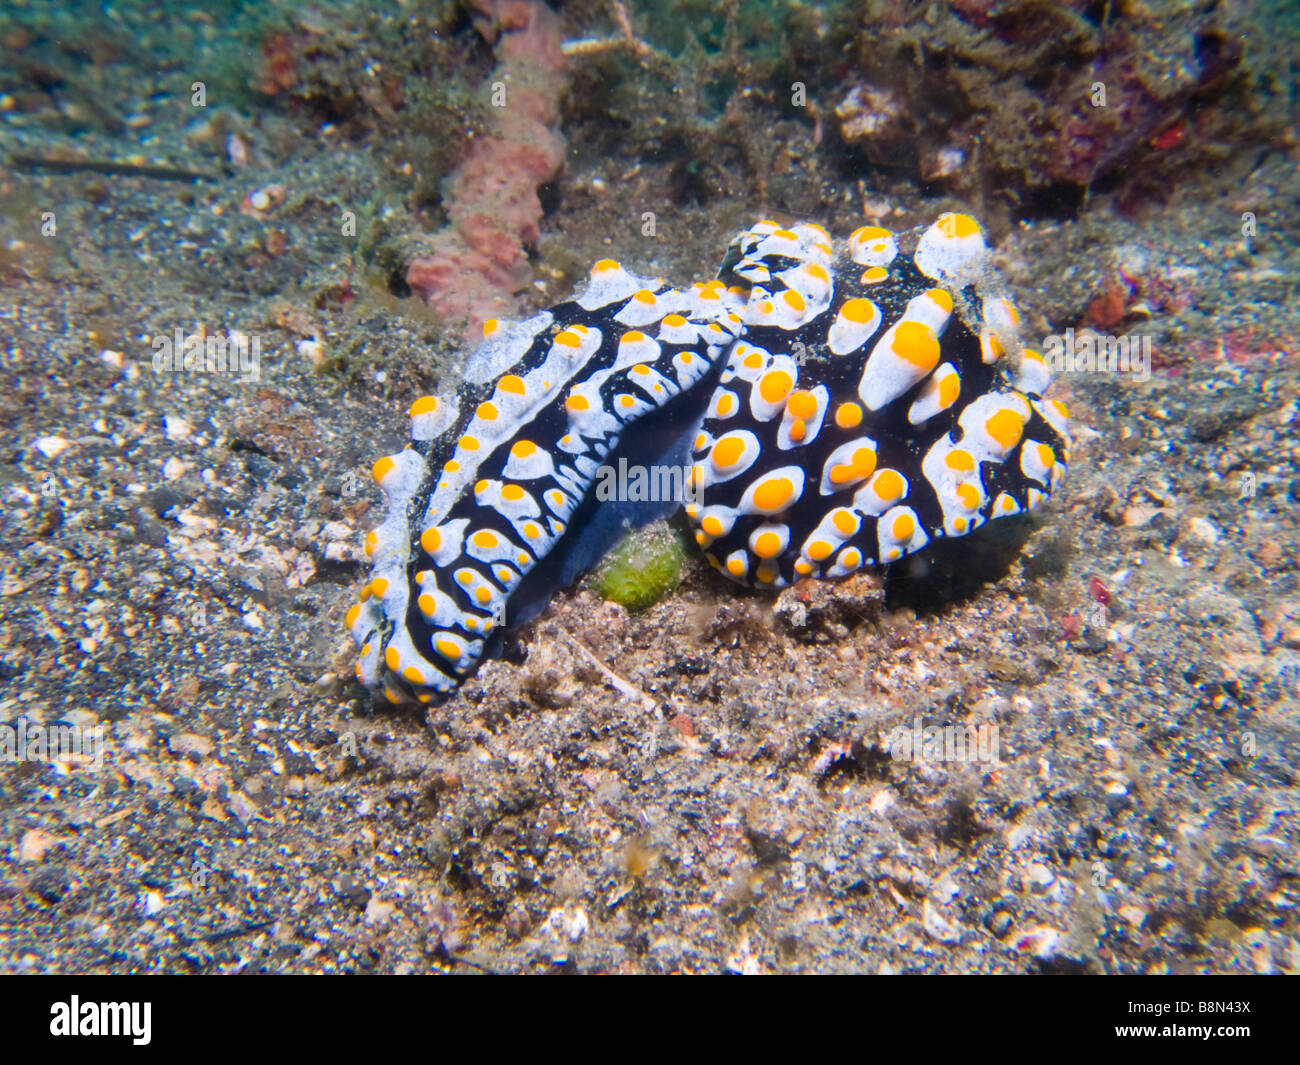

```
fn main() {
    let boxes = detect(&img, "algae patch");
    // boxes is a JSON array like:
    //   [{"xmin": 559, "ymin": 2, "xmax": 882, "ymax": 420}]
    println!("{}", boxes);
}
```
[{"xmin": 591, "ymin": 521, "xmax": 685, "ymax": 611}]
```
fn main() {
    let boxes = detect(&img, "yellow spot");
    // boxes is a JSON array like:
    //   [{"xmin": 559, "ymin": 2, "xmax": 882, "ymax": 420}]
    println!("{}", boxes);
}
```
[
  {"xmin": 444, "ymin": 460, "xmax": 460, "ymax": 473},
  {"xmin": 474, "ymin": 479, "xmax": 489, "ymax": 495},
  {"xmin": 408, "ymin": 396, "xmax": 439, "ymax": 416},
  {"xmin": 773, "ymin": 228, "xmax": 798, "ymax": 240},
  {"xmin": 835, "ymin": 402, "xmax": 863, "ymax": 429},
  {"xmin": 953, "ymin": 516, "xmax": 969, "ymax": 533},
  {"xmin": 756, "ymin": 562, "xmax": 779, "ymax": 584},
  {"xmin": 502, "ymin": 484, "xmax": 526, "ymax": 502},
  {"xmin": 862, "ymin": 267, "xmax": 889, "ymax": 283},
  {"xmin": 663, "ymin": 314, "xmax": 688, "ymax": 328},
  {"xmin": 956, "ymin": 483, "xmax": 981, "ymax": 509},
  {"xmin": 364, "ymin": 531, "xmax": 378, "ymax": 558},
  {"xmin": 694, "ymin": 531, "xmax": 708, "ymax": 547},
  {"xmin": 417, "ymin": 593, "xmax": 435, "ymax": 616},
  {"xmin": 754, "ymin": 531, "xmax": 783, "ymax": 559},
  {"xmin": 566, "ymin": 393, "xmax": 590, "ymax": 413},
  {"xmin": 1051, "ymin": 399, "xmax": 1071, "ymax": 419},
  {"xmin": 840, "ymin": 548, "xmax": 862, "ymax": 569},
  {"xmin": 633, "ymin": 288, "xmax": 657, "ymax": 304},
  {"xmin": 523, "ymin": 522, "xmax": 542, "ymax": 539},
  {"xmin": 830, "ymin": 447, "xmax": 876, "ymax": 486},
  {"xmin": 623, "ymin": 331, "xmax": 647, "ymax": 345},
  {"xmin": 712, "ymin": 436, "xmax": 746, "ymax": 470},
  {"xmin": 345, "ymin": 604, "xmax": 361, "ymax": 629},
  {"xmin": 459, "ymin": 435, "xmax": 480, "ymax": 451},
  {"xmin": 475, "ymin": 587, "xmax": 492, "ymax": 605},
  {"xmin": 555, "ymin": 329, "xmax": 582, "ymax": 347},
  {"xmin": 472, "ymin": 530, "xmax": 498, "ymax": 549},
  {"xmin": 790, "ymin": 419, "xmax": 806, "ymax": 442},
  {"xmin": 985, "ymin": 408, "xmax": 1025, "ymax": 450},
  {"xmin": 384, "ymin": 646, "xmax": 400, "ymax": 671},
  {"xmin": 873, "ymin": 469, "xmax": 905, "ymax": 501},
  {"xmin": 727, "ymin": 557, "xmax": 747, "ymax": 577},
  {"xmin": 680, "ymin": 352, "xmax": 694, "ymax": 364},
  {"xmin": 787, "ymin": 390, "xmax": 818, "ymax": 419},
  {"xmin": 702, "ymin": 516, "xmax": 725, "ymax": 537},
  {"xmin": 938, "ymin": 372, "xmax": 961, "ymax": 408},
  {"xmin": 893, "ymin": 321, "xmax": 940, "ymax": 372},
  {"xmin": 402, "ymin": 665, "xmax": 425, "ymax": 685},
  {"xmin": 1037, "ymin": 443, "xmax": 1056, "ymax": 468},
  {"xmin": 939, "ymin": 213, "xmax": 980, "ymax": 238},
  {"xmin": 926, "ymin": 288, "xmax": 954, "ymax": 313},
  {"xmin": 694, "ymin": 433, "xmax": 707, "ymax": 450},
  {"xmin": 716, "ymin": 393, "xmax": 737, "ymax": 417},
  {"xmin": 370, "ymin": 578, "xmax": 389, "ymax": 599},
  {"xmin": 435, "ymin": 638, "xmax": 461, "ymax": 661},
  {"xmin": 852, "ymin": 226, "xmax": 891, "ymax": 242},
  {"xmin": 483, "ymin": 318, "xmax": 499, "ymax": 337},
  {"xmin": 759, "ymin": 370, "xmax": 794, "ymax": 405},
  {"xmin": 511, "ymin": 439, "xmax": 538, "ymax": 458},
  {"xmin": 421, "ymin": 528, "xmax": 442, "ymax": 554},
  {"xmin": 743, "ymin": 352, "xmax": 764, "ymax": 370},
  {"xmin": 807, "ymin": 263, "xmax": 830, "ymax": 282},
  {"xmin": 832, "ymin": 510, "xmax": 857, "ymax": 536},
  {"xmin": 783, "ymin": 290, "xmax": 806, "ymax": 312},
  {"xmin": 477, "ymin": 401, "xmax": 498, "ymax": 420},
  {"xmin": 593, "ymin": 258, "xmax": 621, "ymax": 274},
  {"xmin": 794, "ymin": 560, "xmax": 813, "ymax": 575},
  {"xmin": 891, "ymin": 513, "xmax": 915, "ymax": 541},
  {"xmin": 808, "ymin": 540, "xmax": 833, "ymax": 562},
  {"xmin": 384, "ymin": 689, "xmax": 402, "ymax": 705},
  {"xmin": 841, "ymin": 298, "xmax": 876, "ymax": 324},
  {"xmin": 752, "ymin": 476, "xmax": 796, "ymax": 512},
  {"xmin": 371, "ymin": 456, "xmax": 395, "ymax": 484},
  {"xmin": 619, "ymin": 395, "xmax": 636, "ymax": 409},
  {"xmin": 945, "ymin": 449, "xmax": 975, "ymax": 473},
  {"xmin": 498, "ymin": 375, "xmax": 526, "ymax": 395}
]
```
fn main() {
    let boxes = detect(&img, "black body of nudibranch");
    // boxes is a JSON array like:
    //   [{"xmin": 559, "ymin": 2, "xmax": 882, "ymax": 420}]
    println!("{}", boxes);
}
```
[
  {"xmin": 348, "ymin": 213, "xmax": 1071, "ymax": 705},
  {"xmin": 685, "ymin": 215, "xmax": 1070, "ymax": 587},
  {"xmin": 347, "ymin": 260, "xmax": 746, "ymax": 704}
]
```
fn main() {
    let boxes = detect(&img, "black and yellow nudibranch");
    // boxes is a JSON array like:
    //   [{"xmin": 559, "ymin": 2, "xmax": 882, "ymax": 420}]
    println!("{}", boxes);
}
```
[{"xmin": 348, "ymin": 214, "xmax": 1071, "ymax": 704}]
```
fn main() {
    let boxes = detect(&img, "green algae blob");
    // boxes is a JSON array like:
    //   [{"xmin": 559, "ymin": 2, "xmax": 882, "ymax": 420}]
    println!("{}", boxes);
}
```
[{"xmin": 592, "ymin": 521, "xmax": 685, "ymax": 611}]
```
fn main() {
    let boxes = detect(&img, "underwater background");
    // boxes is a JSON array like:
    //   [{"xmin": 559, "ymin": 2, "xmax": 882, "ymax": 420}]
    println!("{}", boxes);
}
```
[{"xmin": 0, "ymin": 0, "xmax": 1297, "ymax": 973}]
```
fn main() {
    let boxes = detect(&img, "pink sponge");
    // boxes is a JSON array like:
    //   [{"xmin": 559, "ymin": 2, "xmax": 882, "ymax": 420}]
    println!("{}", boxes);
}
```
[{"xmin": 406, "ymin": 1, "xmax": 567, "ymax": 339}]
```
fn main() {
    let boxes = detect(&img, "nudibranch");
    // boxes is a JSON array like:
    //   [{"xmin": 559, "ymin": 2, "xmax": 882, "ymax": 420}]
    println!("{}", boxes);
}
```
[
  {"xmin": 347, "ymin": 262, "xmax": 747, "ymax": 704},
  {"xmin": 347, "ymin": 214, "xmax": 1070, "ymax": 704},
  {"xmin": 685, "ymin": 215, "xmax": 1069, "ymax": 587}
]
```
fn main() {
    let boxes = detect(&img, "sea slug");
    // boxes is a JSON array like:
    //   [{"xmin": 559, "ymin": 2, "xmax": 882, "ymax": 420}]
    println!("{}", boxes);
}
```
[{"xmin": 346, "ymin": 214, "xmax": 1070, "ymax": 704}]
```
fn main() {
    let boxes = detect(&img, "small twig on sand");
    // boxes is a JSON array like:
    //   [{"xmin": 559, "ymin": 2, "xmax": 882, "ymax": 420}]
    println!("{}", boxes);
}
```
[
  {"xmin": 8, "ymin": 153, "xmax": 216, "ymax": 182},
  {"xmin": 561, "ymin": 0, "xmax": 666, "ymax": 63},
  {"xmin": 555, "ymin": 626, "xmax": 658, "ymax": 712}
]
